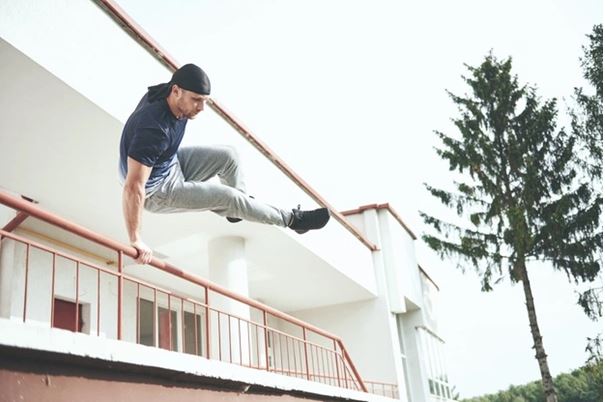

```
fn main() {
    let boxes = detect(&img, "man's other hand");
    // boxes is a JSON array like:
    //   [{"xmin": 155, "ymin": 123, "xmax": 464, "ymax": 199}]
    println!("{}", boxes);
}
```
[{"xmin": 131, "ymin": 240, "xmax": 153, "ymax": 264}]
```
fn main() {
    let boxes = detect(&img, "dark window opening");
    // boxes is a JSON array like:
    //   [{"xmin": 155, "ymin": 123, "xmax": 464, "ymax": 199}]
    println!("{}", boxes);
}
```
[{"xmin": 52, "ymin": 298, "xmax": 84, "ymax": 332}]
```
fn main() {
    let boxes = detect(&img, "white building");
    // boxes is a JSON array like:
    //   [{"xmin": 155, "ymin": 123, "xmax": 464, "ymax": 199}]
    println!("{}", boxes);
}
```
[{"xmin": 0, "ymin": 1, "xmax": 453, "ymax": 401}]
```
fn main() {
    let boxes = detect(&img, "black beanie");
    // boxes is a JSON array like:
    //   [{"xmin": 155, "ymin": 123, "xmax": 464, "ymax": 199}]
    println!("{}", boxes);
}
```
[{"xmin": 170, "ymin": 63, "xmax": 211, "ymax": 95}]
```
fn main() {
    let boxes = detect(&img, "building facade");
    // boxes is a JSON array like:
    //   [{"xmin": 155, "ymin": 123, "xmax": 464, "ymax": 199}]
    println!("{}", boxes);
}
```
[{"xmin": 0, "ymin": 1, "xmax": 453, "ymax": 401}]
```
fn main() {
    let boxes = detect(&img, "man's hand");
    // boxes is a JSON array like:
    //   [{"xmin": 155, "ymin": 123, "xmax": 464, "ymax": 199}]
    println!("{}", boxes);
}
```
[{"xmin": 131, "ymin": 239, "xmax": 153, "ymax": 264}]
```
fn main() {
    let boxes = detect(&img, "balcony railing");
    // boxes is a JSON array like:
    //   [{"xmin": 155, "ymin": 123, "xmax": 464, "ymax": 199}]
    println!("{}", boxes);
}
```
[
  {"xmin": 0, "ymin": 190, "xmax": 371, "ymax": 393},
  {"xmin": 366, "ymin": 381, "xmax": 399, "ymax": 400}
]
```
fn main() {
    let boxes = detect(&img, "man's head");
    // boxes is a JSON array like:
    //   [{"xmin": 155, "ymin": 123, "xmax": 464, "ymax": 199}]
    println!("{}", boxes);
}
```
[{"xmin": 167, "ymin": 63, "xmax": 211, "ymax": 120}]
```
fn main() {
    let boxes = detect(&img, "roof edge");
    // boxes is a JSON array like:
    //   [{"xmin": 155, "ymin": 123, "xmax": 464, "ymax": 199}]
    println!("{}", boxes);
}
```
[
  {"xmin": 341, "ymin": 203, "xmax": 417, "ymax": 240},
  {"xmin": 418, "ymin": 265, "xmax": 440, "ymax": 291}
]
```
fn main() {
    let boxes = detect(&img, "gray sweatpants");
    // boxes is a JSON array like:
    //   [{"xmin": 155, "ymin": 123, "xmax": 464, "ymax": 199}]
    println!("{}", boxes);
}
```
[{"xmin": 144, "ymin": 146, "xmax": 292, "ymax": 227}]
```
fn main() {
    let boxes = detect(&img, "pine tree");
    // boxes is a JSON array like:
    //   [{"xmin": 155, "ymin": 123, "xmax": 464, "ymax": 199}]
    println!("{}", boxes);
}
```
[
  {"xmin": 421, "ymin": 54, "xmax": 601, "ymax": 402},
  {"xmin": 569, "ymin": 24, "xmax": 603, "ymax": 360}
]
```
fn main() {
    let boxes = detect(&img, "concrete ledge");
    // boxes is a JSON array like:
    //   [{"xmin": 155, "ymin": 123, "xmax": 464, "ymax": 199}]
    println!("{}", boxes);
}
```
[{"xmin": 0, "ymin": 319, "xmax": 396, "ymax": 401}]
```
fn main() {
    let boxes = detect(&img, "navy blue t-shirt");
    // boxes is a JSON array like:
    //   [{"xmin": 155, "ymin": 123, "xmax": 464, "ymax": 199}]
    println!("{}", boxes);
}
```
[{"xmin": 119, "ymin": 94, "xmax": 187, "ymax": 195}]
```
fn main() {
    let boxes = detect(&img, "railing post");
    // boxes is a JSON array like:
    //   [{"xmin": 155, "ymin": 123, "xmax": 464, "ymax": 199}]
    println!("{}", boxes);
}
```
[
  {"xmin": 96, "ymin": 269, "xmax": 100, "ymax": 336},
  {"xmin": 303, "ymin": 328, "xmax": 310, "ymax": 380},
  {"xmin": 334, "ymin": 339, "xmax": 342, "ymax": 388},
  {"xmin": 168, "ymin": 294, "xmax": 172, "ymax": 351},
  {"xmin": 22, "ymin": 244, "xmax": 29, "ymax": 323},
  {"xmin": 193, "ymin": 303, "xmax": 198, "ymax": 356},
  {"xmin": 50, "ymin": 253, "xmax": 56, "ymax": 328},
  {"xmin": 136, "ymin": 284, "xmax": 140, "ymax": 343},
  {"xmin": 75, "ymin": 262, "xmax": 80, "ymax": 332},
  {"xmin": 153, "ymin": 289, "xmax": 157, "ymax": 347},
  {"xmin": 263, "ymin": 311, "xmax": 270, "ymax": 371},
  {"xmin": 117, "ymin": 251, "xmax": 123, "ymax": 340},
  {"xmin": 205, "ymin": 286, "xmax": 210, "ymax": 359}
]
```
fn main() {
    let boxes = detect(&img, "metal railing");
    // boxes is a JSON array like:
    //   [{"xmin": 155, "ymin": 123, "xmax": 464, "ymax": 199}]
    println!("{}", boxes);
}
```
[
  {"xmin": 366, "ymin": 381, "xmax": 399, "ymax": 400},
  {"xmin": 0, "ymin": 190, "xmax": 367, "ymax": 392}
]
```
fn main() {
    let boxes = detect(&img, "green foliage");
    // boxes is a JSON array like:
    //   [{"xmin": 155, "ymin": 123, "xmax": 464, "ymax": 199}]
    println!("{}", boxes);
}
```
[
  {"xmin": 571, "ymin": 24, "xmax": 603, "ymax": 180},
  {"xmin": 569, "ymin": 24, "xmax": 603, "ymax": 361},
  {"xmin": 422, "ymin": 51, "xmax": 601, "ymax": 291},
  {"xmin": 461, "ymin": 361, "xmax": 603, "ymax": 402},
  {"xmin": 571, "ymin": 24, "xmax": 603, "ymax": 282}
]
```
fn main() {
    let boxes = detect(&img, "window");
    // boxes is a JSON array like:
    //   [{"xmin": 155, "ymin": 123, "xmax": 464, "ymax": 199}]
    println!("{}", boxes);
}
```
[
  {"xmin": 183, "ymin": 310, "xmax": 202, "ymax": 355},
  {"xmin": 417, "ymin": 326, "xmax": 452, "ymax": 401},
  {"xmin": 158, "ymin": 306, "xmax": 178, "ymax": 351},
  {"xmin": 52, "ymin": 298, "xmax": 84, "ymax": 332},
  {"xmin": 138, "ymin": 298, "xmax": 202, "ymax": 354}
]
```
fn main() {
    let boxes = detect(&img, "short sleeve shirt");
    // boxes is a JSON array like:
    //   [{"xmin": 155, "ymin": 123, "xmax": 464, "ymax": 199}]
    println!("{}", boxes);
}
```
[{"xmin": 119, "ymin": 94, "xmax": 187, "ymax": 196}]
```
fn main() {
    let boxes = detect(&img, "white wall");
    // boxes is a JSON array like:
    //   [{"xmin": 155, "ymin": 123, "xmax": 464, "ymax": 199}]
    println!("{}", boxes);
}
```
[
  {"xmin": 378, "ymin": 210, "xmax": 422, "ymax": 311},
  {"xmin": 419, "ymin": 271, "xmax": 440, "ymax": 333},
  {"xmin": 0, "ymin": 0, "xmax": 169, "ymax": 123}
]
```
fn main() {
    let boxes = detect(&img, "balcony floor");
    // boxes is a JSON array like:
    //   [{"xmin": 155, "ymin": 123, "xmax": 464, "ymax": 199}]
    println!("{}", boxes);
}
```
[{"xmin": 0, "ymin": 319, "xmax": 396, "ymax": 402}]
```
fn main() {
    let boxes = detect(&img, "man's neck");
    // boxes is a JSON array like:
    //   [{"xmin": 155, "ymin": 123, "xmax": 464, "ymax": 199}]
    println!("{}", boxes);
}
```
[{"xmin": 165, "ymin": 95, "xmax": 182, "ymax": 119}]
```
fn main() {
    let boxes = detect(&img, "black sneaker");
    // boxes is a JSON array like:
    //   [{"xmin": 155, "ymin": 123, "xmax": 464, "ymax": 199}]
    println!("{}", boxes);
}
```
[
  {"xmin": 226, "ymin": 195, "xmax": 255, "ymax": 223},
  {"xmin": 288, "ymin": 206, "xmax": 330, "ymax": 234}
]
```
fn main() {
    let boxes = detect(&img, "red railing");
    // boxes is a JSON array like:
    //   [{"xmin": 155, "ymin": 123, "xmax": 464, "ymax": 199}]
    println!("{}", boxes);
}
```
[{"xmin": 0, "ymin": 190, "xmax": 367, "ymax": 392}]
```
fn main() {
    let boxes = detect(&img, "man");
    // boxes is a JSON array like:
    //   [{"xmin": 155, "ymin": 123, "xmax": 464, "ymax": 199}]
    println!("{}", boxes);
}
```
[{"xmin": 120, "ymin": 64, "xmax": 330, "ymax": 264}]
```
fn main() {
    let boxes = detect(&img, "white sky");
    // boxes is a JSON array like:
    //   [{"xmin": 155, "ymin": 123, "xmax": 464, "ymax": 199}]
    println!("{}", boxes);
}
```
[{"xmin": 117, "ymin": 0, "xmax": 602, "ymax": 398}]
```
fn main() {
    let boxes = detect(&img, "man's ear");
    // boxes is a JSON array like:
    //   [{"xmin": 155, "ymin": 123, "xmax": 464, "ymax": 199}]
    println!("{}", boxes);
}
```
[{"xmin": 170, "ymin": 84, "xmax": 181, "ymax": 97}]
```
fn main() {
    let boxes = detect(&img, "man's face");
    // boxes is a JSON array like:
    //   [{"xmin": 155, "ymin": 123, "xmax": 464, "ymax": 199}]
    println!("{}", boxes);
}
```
[{"xmin": 175, "ymin": 87, "xmax": 208, "ymax": 119}]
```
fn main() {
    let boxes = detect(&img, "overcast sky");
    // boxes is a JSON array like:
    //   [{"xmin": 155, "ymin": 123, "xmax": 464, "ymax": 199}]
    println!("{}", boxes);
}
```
[{"xmin": 117, "ymin": 0, "xmax": 602, "ymax": 398}]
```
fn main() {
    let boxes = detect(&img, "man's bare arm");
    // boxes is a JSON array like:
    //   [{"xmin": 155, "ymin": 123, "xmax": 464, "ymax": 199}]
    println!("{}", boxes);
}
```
[{"xmin": 123, "ymin": 157, "xmax": 153, "ymax": 264}]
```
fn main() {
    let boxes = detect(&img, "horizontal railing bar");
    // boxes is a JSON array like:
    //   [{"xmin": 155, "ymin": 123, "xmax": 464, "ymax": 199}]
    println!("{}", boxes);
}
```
[
  {"xmin": 364, "ymin": 380, "xmax": 399, "ymax": 387},
  {"xmin": 271, "ymin": 368, "xmax": 346, "ymax": 382},
  {"xmin": 264, "ymin": 330, "xmax": 341, "ymax": 354},
  {"xmin": 123, "ymin": 277, "xmax": 184, "ymax": 302},
  {"xmin": 122, "ymin": 274, "xmax": 197, "ymax": 306}
]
